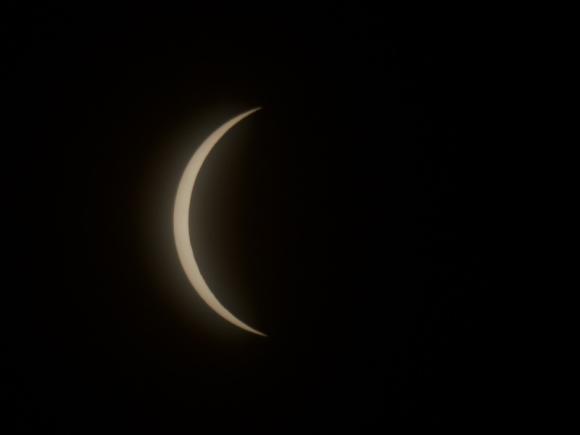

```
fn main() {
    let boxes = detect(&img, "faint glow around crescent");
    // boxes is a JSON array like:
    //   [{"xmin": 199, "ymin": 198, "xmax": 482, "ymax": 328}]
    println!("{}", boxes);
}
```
[{"xmin": 173, "ymin": 108, "xmax": 266, "ymax": 336}]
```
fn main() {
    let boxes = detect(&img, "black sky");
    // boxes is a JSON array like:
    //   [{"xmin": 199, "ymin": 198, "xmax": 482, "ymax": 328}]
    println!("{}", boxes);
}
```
[{"xmin": 4, "ymin": 6, "xmax": 491, "ymax": 433}]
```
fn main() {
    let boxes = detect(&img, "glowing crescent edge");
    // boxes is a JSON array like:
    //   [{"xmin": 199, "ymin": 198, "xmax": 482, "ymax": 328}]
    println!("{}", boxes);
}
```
[{"xmin": 173, "ymin": 107, "xmax": 266, "ymax": 336}]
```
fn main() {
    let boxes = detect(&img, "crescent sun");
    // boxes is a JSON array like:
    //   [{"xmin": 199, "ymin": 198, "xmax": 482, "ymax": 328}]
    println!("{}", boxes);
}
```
[{"xmin": 173, "ymin": 107, "xmax": 266, "ymax": 337}]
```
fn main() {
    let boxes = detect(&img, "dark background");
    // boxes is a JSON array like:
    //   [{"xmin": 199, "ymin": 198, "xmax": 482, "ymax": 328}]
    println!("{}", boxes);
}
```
[{"xmin": 4, "ymin": 5, "xmax": 491, "ymax": 433}]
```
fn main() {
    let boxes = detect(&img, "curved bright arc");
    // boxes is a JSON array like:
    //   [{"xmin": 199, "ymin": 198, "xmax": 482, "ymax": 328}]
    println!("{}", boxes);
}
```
[{"xmin": 173, "ymin": 107, "xmax": 266, "ymax": 337}]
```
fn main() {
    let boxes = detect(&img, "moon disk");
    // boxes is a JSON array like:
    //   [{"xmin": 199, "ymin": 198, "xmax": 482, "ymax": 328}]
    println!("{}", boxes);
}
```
[{"xmin": 173, "ymin": 108, "xmax": 266, "ymax": 336}]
